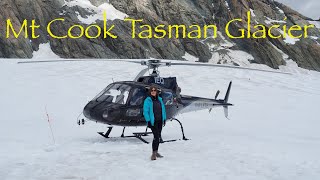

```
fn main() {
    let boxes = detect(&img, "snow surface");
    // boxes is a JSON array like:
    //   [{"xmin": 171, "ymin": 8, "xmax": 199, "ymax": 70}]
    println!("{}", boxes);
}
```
[
  {"xmin": 65, "ymin": 0, "xmax": 128, "ymax": 24},
  {"xmin": 182, "ymin": 52, "xmax": 199, "ymax": 62},
  {"xmin": 269, "ymin": 42, "xmax": 309, "ymax": 74},
  {"xmin": 217, "ymin": 31, "xmax": 235, "ymax": 48},
  {"xmin": 276, "ymin": 7, "xmax": 285, "ymax": 14},
  {"xmin": 0, "ymin": 58, "xmax": 320, "ymax": 180},
  {"xmin": 32, "ymin": 44, "xmax": 61, "ymax": 59},
  {"xmin": 264, "ymin": 17, "xmax": 286, "ymax": 24},
  {"xmin": 250, "ymin": 9, "xmax": 256, "ymax": 17},
  {"xmin": 210, "ymin": 49, "xmax": 254, "ymax": 66},
  {"xmin": 263, "ymin": 16, "xmax": 304, "ymax": 45},
  {"xmin": 283, "ymin": 35, "xmax": 300, "ymax": 45},
  {"xmin": 208, "ymin": 32, "xmax": 274, "ymax": 70},
  {"xmin": 277, "ymin": 30, "xmax": 300, "ymax": 45},
  {"xmin": 225, "ymin": 0, "xmax": 230, "ymax": 10},
  {"xmin": 310, "ymin": 36, "xmax": 318, "ymax": 40},
  {"xmin": 309, "ymin": 21, "xmax": 320, "ymax": 29}
]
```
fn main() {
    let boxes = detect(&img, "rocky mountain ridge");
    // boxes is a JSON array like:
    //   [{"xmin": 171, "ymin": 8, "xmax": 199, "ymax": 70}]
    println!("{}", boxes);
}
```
[{"xmin": 0, "ymin": 0, "xmax": 319, "ymax": 71}]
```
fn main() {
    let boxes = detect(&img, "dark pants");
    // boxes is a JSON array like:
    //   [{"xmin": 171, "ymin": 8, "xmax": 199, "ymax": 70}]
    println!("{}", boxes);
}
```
[{"xmin": 149, "ymin": 121, "xmax": 163, "ymax": 151}]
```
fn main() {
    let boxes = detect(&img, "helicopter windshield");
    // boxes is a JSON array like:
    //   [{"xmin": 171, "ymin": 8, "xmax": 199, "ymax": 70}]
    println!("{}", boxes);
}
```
[{"xmin": 95, "ymin": 84, "xmax": 131, "ymax": 104}]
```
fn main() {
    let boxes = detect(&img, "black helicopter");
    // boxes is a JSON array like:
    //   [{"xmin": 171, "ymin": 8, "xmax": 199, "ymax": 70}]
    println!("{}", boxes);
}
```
[
  {"xmin": 80, "ymin": 60, "xmax": 233, "ymax": 143},
  {"xmin": 19, "ymin": 59, "xmax": 289, "ymax": 143}
]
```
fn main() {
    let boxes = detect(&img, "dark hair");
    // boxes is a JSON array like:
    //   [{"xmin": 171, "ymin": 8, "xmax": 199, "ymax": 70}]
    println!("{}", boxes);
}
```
[{"xmin": 148, "ymin": 85, "xmax": 159, "ymax": 96}]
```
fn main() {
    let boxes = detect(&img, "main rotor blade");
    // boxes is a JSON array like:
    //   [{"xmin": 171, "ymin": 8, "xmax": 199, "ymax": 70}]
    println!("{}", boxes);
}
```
[
  {"xmin": 18, "ymin": 58, "xmax": 291, "ymax": 75},
  {"xmin": 170, "ymin": 62, "xmax": 291, "ymax": 75},
  {"xmin": 17, "ymin": 59, "xmax": 142, "ymax": 64}
]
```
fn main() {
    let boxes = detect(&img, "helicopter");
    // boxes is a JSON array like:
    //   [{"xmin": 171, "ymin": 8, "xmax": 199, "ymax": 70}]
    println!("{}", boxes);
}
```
[{"xmin": 18, "ymin": 59, "xmax": 289, "ymax": 143}]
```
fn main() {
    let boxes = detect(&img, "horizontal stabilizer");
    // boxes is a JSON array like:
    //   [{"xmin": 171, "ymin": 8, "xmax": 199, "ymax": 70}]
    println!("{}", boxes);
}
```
[{"xmin": 224, "ymin": 106, "xmax": 229, "ymax": 119}]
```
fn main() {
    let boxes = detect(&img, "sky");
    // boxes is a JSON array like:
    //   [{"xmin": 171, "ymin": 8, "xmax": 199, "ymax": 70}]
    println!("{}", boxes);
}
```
[{"xmin": 276, "ymin": 0, "xmax": 319, "ymax": 19}]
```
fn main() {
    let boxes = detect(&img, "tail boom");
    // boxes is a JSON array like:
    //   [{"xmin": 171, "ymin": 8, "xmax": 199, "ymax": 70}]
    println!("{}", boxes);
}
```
[{"xmin": 178, "ymin": 81, "xmax": 233, "ymax": 117}]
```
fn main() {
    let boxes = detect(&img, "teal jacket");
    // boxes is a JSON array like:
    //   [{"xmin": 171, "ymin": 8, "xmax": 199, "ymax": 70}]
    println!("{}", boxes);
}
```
[{"xmin": 143, "ymin": 96, "xmax": 167, "ymax": 126}]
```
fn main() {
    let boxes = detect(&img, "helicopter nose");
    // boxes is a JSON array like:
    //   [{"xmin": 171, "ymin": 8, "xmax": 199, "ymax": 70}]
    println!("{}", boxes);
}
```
[
  {"xmin": 83, "ymin": 106, "xmax": 91, "ymax": 119},
  {"xmin": 83, "ymin": 101, "xmax": 94, "ymax": 119}
]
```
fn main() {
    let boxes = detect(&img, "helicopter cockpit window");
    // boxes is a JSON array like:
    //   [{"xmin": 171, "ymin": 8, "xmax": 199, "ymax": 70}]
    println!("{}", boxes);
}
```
[
  {"xmin": 161, "ymin": 91, "xmax": 173, "ymax": 105},
  {"xmin": 95, "ymin": 84, "xmax": 131, "ymax": 104},
  {"xmin": 129, "ymin": 88, "xmax": 147, "ymax": 106}
]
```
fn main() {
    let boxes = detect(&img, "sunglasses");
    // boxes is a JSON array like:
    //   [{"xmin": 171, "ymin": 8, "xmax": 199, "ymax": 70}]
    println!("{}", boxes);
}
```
[{"xmin": 151, "ymin": 89, "xmax": 157, "ymax": 92}]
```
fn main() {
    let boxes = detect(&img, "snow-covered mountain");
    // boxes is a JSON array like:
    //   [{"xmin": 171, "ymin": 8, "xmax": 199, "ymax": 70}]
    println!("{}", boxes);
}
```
[{"xmin": 0, "ymin": 0, "xmax": 319, "ymax": 71}]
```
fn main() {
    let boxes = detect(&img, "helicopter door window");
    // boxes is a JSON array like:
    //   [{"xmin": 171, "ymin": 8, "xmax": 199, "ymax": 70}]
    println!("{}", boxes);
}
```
[
  {"xmin": 129, "ymin": 88, "xmax": 146, "ymax": 106},
  {"xmin": 161, "ymin": 91, "xmax": 173, "ymax": 105}
]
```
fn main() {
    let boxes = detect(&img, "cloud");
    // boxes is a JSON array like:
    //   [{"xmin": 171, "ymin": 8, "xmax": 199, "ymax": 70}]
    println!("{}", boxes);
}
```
[{"xmin": 276, "ymin": 0, "xmax": 319, "ymax": 19}]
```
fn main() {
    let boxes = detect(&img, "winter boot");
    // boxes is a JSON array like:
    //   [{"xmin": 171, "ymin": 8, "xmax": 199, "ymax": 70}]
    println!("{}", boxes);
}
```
[
  {"xmin": 156, "ymin": 151, "xmax": 163, "ymax": 158},
  {"xmin": 151, "ymin": 151, "xmax": 157, "ymax": 161}
]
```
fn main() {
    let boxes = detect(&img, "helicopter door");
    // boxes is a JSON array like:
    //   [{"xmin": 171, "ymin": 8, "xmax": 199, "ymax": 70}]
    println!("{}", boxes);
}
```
[
  {"xmin": 126, "ymin": 87, "xmax": 147, "ymax": 118},
  {"xmin": 129, "ymin": 88, "xmax": 147, "ymax": 106},
  {"xmin": 161, "ymin": 91, "xmax": 173, "ymax": 105},
  {"xmin": 159, "ymin": 91, "xmax": 176, "ymax": 118}
]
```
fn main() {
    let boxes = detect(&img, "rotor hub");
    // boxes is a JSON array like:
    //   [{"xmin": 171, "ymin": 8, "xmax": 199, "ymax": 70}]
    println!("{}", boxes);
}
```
[{"xmin": 140, "ymin": 59, "xmax": 171, "ymax": 77}]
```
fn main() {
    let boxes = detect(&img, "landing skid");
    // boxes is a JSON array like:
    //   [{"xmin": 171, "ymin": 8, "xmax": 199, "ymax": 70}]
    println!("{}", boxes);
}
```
[
  {"xmin": 97, "ymin": 118, "xmax": 189, "ymax": 144},
  {"xmin": 170, "ymin": 118, "xmax": 189, "ymax": 141},
  {"xmin": 98, "ymin": 126, "xmax": 152, "ymax": 143},
  {"xmin": 97, "ymin": 126, "xmax": 113, "ymax": 138}
]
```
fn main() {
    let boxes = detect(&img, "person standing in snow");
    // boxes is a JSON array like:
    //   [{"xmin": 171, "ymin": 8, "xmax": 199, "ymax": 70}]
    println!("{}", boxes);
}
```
[{"xmin": 143, "ymin": 85, "xmax": 167, "ymax": 161}]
